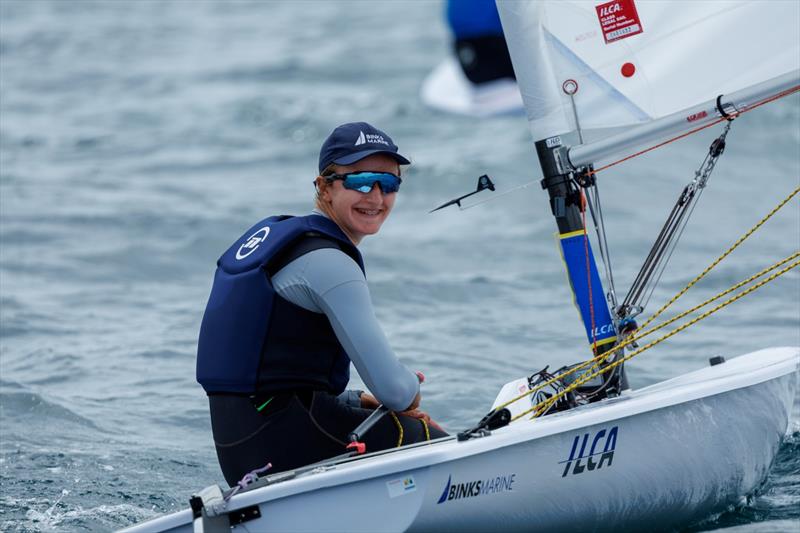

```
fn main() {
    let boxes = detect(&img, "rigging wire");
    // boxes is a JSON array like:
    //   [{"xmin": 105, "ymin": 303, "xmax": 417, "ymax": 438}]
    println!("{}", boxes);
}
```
[
  {"xmin": 452, "ymin": 84, "xmax": 798, "ymax": 222},
  {"xmin": 485, "ymin": 184, "xmax": 800, "ymax": 419},
  {"xmin": 459, "ymin": 85, "xmax": 800, "ymax": 435},
  {"xmin": 638, "ymin": 185, "xmax": 800, "ymax": 331},
  {"xmin": 494, "ymin": 251, "xmax": 799, "ymax": 420},
  {"xmin": 522, "ymin": 255, "xmax": 800, "ymax": 421},
  {"xmin": 640, "ymin": 184, "xmax": 705, "ymax": 311},
  {"xmin": 583, "ymin": 183, "xmax": 618, "ymax": 309},
  {"xmin": 456, "ymin": 84, "xmax": 797, "ymax": 215},
  {"xmin": 619, "ymin": 121, "xmax": 735, "ymax": 318},
  {"xmin": 593, "ymin": 186, "xmax": 617, "ymax": 305},
  {"xmin": 628, "ymin": 252, "xmax": 798, "ymax": 345},
  {"xmin": 455, "ymin": 86, "xmax": 798, "ymax": 435}
]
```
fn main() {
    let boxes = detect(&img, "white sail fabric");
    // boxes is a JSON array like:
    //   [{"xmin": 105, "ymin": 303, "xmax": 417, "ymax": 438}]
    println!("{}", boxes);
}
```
[{"xmin": 497, "ymin": 0, "xmax": 800, "ymax": 144}]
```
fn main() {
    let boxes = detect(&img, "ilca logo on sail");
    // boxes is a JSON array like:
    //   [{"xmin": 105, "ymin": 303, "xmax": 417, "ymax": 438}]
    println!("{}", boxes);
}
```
[
  {"xmin": 236, "ymin": 226, "xmax": 270, "ymax": 260},
  {"xmin": 560, "ymin": 426, "xmax": 618, "ymax": 477}
]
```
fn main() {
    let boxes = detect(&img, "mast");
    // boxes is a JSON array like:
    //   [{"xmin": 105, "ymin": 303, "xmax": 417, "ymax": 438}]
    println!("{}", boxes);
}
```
[
  {"xmin": 497, "ymin": 0, "xmax": 799, "ymax": 394},
  {"xmin": 535, "ymin": 133, "xmax": 620, "ymax": 374}
]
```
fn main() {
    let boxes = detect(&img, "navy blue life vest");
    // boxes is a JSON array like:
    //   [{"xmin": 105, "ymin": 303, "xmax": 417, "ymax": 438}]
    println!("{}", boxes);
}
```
[{"xmin": 196, "ymin": 214, "xmax": 364, "ymax": 395}]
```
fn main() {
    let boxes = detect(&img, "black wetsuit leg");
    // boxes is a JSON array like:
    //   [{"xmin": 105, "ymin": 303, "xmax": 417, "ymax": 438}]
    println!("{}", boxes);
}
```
[
  {"xmin": 209, "ymin": 394, "xmax": 343, "ymax": 486},
  {"xmin": 209, "ymin": 392, "xmax": 447, "ymax": 487}
]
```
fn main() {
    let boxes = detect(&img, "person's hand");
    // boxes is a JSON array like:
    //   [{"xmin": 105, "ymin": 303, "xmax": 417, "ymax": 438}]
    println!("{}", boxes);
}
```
[
  {"xmin": 400, "ymin": 408, "xmax": 444, "ymax": 433},
  {"xmin": 405, "ymin": 391, "xmax": 421, "ymax": 412},
  {"xmin": 359, "ymin": 392, "xmax": 380, "ymax": 410}
]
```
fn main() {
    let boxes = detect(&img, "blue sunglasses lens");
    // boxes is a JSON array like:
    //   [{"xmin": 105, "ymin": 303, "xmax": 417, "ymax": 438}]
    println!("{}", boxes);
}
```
[{"xmin": 337, "ymin": 172, "xmax": 402, "ymax": 194}]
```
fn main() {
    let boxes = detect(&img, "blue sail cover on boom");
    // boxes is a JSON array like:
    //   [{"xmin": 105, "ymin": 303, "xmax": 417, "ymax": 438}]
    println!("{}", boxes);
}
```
[{"xmin": 559, "ymin": 231, "xmax": 616, "ymax": 348}]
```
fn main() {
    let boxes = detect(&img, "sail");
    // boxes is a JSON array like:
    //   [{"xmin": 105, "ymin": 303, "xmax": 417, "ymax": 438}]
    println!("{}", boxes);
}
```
[{"xmin": 497, "ymin": 0, "xmax": 800, "ymax": 150}]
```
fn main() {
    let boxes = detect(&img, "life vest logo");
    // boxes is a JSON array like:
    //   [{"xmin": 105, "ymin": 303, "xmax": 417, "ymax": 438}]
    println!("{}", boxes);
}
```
[
  {"xmin": 560, "ymin": 426, "xmax": 618, "ymax": 477},
  {"xmin": 235, "ymin": 226, "xmax": 270, "ymax": 260},
  {"xmin": 436, "ymin": 473, "xmax": 516, "ymax": 504}
]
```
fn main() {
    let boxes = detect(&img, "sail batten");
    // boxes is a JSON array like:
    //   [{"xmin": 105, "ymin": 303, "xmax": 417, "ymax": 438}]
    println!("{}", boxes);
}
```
[{"xmin": 498, "ymin": 0, "xmax": 800, "ymax": 160}]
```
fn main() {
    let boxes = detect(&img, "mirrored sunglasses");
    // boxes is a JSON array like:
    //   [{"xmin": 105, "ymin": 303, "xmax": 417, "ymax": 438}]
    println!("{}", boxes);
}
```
[{"xmin": 326, "ymin": 172, "xmax": 402, "ymax": 194}]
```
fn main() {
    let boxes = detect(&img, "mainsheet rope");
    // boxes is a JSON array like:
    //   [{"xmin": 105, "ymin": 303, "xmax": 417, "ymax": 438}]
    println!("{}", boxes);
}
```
[
  {"xmin": 499, "ymin": 250, "xmax": 799, "ymax": 421},
  {"xmin": 489, "ymin": 185, "xmax": 800, "ymax": 419},
  {"xmin": 638, "ymin": 186, "xmax": 800, "ymax": 331},
  {"xmin": 518, "ymin": 254, "xmax": 800, "ymax": 421}
]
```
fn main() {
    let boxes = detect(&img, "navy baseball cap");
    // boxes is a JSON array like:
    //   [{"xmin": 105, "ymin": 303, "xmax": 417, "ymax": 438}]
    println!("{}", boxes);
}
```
[{"xmin": 318, "ymin": 122, "xmax": 411, "ymax": 174}]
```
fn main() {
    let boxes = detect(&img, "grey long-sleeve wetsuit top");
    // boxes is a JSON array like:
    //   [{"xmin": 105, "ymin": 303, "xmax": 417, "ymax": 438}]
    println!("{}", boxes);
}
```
[{"xmin": 270, "ymin": 221, "xmax": 420, "ymax": 412}]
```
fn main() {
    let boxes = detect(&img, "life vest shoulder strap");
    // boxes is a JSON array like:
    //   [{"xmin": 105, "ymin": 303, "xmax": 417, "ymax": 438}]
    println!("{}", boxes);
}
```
[{"xmin": 266, "ymin": 234, "xmax": 343, "ymax": 277}]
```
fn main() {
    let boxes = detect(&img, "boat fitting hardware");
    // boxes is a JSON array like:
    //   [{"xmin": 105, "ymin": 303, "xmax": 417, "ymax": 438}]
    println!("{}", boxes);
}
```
[
  {"xmin": 457, "ymin": 408, "xmax": 511, "ymax": 441},
  {"xmin": 430, "ymin": 175, "xmax": 496, "ymax": 212},
  {"xmin": 190, "ymin": 484, "xmax": 263, "ymax": 532}
]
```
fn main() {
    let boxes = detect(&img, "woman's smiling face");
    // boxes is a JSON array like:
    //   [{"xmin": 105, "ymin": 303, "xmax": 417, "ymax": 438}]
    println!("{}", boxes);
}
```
[{"xmin": 317, "ymin": 154, "xmax": 400, "ymax": 244}]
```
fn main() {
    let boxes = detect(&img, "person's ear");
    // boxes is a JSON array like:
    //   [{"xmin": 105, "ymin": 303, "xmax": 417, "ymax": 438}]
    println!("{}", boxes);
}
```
[{"xmin": 316, "ymin": 176, "xmax": 330, "ymax": 201}]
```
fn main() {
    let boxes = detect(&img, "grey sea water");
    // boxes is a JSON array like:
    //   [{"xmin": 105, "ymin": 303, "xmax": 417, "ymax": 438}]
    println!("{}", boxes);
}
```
[{"xmin": 0, "ymin": 1, "xmax": 798, "ymax": 531}]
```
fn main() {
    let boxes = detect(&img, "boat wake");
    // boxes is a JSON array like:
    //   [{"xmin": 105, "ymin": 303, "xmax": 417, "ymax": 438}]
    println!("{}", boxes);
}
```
[
  {"xmin": 686, "ymin": 430, "xmax": 800, "ymax": 532},
  {"xmin": 5, "ymin": 499, "xmax": 159, "ymax": 533}
]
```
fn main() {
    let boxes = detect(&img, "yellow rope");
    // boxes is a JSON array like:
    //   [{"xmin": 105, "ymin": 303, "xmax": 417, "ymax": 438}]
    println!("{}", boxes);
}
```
[
  {"xmin": 513, "ymin": 256, "xmax": 800, "ymax": 422},
  {"xmin": 390, "ymin": 412, "xmax": 404, "ymax": 447},
  {"xmin": 638, "ymin": 186, "xmax": 799, "ymax": 332},
  {"xmin": 390, "ymin": 414, "xmax": 430, "ymax": 445},
  {"xmin": 632, "ymin": 251, "xmax": 799, "ymax": 342},
  {"xmin": 420, "ymin": 418, "xmax": 431, "ymax": 441},
  {"xmin": 491, "ymin": 187, "xmax": 800, "ymax": 415}
]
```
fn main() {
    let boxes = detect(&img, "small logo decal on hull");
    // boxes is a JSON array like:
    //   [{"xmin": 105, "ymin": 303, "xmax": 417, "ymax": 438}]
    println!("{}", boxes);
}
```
[{"xmin": 386, "ymin": 475, "xmax": 416, "ymax": 498}]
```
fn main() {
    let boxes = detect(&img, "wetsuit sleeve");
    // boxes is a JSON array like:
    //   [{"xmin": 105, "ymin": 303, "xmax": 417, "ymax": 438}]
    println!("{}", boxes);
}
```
[
  {"xmin": 271, "ymin": 248, "xmax": 420, "ymax": 412},
  {"xmin": 337, "ymin": 389, "xmax": 364, "ymax": 408}
]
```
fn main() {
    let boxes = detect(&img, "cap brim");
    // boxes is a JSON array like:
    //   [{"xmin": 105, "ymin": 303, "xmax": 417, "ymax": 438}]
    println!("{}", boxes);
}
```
[{"xmin": 333, "ymin": 149, "xmax": 411, "ymax": 167}]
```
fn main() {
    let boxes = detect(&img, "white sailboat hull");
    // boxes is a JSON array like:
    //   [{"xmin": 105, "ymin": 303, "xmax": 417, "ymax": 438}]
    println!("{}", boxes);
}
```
[
  {"xmin": 420, "ymin": 57, "xmax": 523, "ymax": 118},
  {"xmin": 124, "ymin": 347, "xmax": 798, "ymax": 533}
]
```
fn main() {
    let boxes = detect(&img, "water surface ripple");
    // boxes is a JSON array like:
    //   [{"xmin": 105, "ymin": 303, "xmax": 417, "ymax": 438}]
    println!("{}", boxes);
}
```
[{"xmin": 1, "ymin": 1, "xmax": 798, "ymax": 531}]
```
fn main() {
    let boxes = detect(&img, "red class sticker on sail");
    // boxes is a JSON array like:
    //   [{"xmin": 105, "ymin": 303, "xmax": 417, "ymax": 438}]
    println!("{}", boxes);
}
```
[{"xmin": 596, "ymin": 0, "xmax": 644, "ymax": 44}]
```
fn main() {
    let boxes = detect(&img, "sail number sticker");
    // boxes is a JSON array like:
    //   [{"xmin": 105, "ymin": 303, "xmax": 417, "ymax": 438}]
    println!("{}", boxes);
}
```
[
  {"xmin": 595, "ymin": 0, "xmax": 643, "ymax": 44},
  {"xmin": 545, "ymin": 136, "xmax": 562, "ymax": 148}
]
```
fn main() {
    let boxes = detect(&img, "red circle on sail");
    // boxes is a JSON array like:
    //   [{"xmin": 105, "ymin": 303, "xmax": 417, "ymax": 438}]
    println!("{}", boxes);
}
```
[{"xmin": 621, "ymin": 63, "xmax": 636, "ymax": 78}]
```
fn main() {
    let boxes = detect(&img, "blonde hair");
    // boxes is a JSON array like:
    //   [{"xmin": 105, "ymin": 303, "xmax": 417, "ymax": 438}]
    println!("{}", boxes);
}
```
[{"xmin": 313, "ymin": 164, "xmax": 337, "ymax": 208}]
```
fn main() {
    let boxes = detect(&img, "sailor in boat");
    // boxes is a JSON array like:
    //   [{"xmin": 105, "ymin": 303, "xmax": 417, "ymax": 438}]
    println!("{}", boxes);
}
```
[
  {"xmin": 447, "ymin": 0, "xmax": 516, "ymax": 86},
  {"xmin": 196, "ymin": 122, "xmax": 447, "ymax": 486}
]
